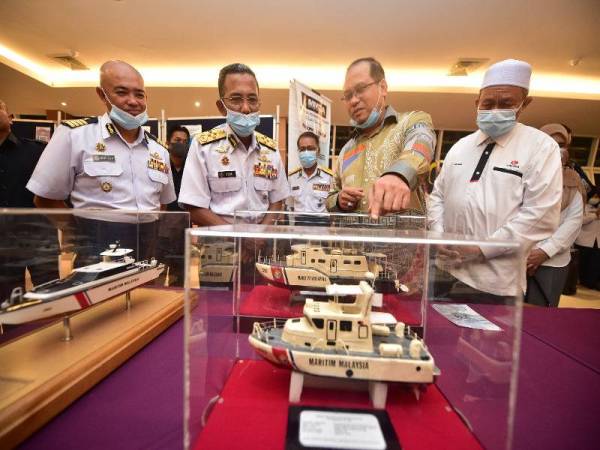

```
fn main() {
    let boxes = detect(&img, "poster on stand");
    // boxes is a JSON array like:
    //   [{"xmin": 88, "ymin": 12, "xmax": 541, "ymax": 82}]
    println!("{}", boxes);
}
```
[{"xmin": 288, "ymin": 79, "xmax": 332, "ymax": 173}]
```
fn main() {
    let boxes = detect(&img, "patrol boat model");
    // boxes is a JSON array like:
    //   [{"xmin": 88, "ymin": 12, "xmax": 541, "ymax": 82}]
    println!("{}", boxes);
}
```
[
  {"xmin": 198, "ymin": 242, "xmax": 236, "ymax": 285},
  {"xmin": 249, "ymin": 277, "xmax": 439, "ymax": 384},
  {"xmin": 255, "ymin": 244, "xmax": 402, "ymax": 292},
  {"xmin": 0, "ymin": 244, "xmax": 164, "ymax": 325}
]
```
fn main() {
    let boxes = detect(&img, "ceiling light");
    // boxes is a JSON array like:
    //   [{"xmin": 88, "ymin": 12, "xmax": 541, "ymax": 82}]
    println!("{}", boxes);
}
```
[
  {"xmin": 194, "ymin": 101, "xmax": 201, "ymax": 107},
  {"xmin": 60, "ymin": 102, "xmax": 67, "ymax": 106}
]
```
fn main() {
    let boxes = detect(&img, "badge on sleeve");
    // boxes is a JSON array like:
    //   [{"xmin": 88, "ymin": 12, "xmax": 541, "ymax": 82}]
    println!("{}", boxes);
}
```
[{"xmin": 101, "ymin": 181, "xmax": 112, "ymax": 192}]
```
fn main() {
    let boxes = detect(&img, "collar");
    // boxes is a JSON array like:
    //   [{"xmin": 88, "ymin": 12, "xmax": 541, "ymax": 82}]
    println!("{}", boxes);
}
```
[
  {"xmin": 225, "ymin": 124, "xmax": 259, "ymax": 153},
  {"xmin": 100, "ymin": 113, "xmax": 146, "ymax": 146},
  {"xmin": 302, "ymin": 166, "xmax": 319, "ymax": 180},
  {"xmin": 475, "ymin": 122, "xmax": 521, "ymax": 148},
  {"xmin": 352, "ymin": 105, "xmax": 398, "ymax": 138}
]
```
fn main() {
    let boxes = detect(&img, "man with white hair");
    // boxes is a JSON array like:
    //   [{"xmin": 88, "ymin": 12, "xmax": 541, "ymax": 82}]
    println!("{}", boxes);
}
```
[{"xmin": 428, "ymin": 59, "xmax": 563, "ymax": 301}]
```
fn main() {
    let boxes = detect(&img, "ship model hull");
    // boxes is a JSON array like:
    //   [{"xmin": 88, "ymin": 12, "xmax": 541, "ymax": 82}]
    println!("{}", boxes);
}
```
[{"xmin": 0, "ymin": 265, "xmax": 164, "ymax": 325}]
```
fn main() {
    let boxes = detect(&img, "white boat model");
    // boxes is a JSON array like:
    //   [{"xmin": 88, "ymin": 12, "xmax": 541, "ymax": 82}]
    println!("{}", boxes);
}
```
[
  {"xmin": 249, "ymin": 277, "xmax": 439, "ymax": 383},
  {"xmin": 255, "ymin": 244, "xmax": 401, "ymax": 292},
  {"xmin": 0, "ymin": 244, "xmax": 164, "ymax": 325},
  {"xmin": 198, "ymin": 242, "xmax": 236, "ymax": 285}
]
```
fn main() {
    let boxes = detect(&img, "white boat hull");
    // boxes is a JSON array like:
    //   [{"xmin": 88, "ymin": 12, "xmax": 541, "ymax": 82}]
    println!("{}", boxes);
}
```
[
  {"xmin": 0, "ymin": 265, "xmax": 164, "ymax": 325},
  {"xmin": 249, "ymin": 335, "xmax": 436, "ymax": 384},
  {"xmin": 256, "ymin": 262, "xmax": 330, "ymax": 288},
  {"xmin": 199, "ymin": 264, "xmax": 235, "ymax": 284}
]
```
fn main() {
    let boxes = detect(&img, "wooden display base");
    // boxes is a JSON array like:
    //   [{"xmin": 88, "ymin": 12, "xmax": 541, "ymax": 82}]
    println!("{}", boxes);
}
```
[{"xmin": 0, "ymin": 287, "xmax": 184, "ymax": 448}]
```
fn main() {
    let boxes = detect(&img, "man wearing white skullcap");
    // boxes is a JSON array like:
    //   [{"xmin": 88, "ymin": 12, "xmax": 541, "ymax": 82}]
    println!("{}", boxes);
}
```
[{"xmin": 428, "ymin": 59, "xmax": 563, "ymax": 301}]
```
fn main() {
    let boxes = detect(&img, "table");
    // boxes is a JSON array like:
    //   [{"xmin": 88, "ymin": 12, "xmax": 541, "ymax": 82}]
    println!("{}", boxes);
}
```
[{"xmin": 19, "ymin": 307, "xmax": 600, "ymax": 450}]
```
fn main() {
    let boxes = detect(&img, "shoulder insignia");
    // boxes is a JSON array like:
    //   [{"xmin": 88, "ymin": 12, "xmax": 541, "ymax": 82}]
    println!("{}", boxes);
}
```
[
  {"xmin": 197, "ymin": 128, "xmax": 226, "ymax": 145},
  {"xmin": 288, "ymin": 167, "xmax": 302, "ymax": 176},
  {"xmin": 319, "ymin": 166, "xmax": 334, "ymax": 176},
  {"xmin": 61, "ymin": 117, "xmax": 98, "ymax": 129},
  {"xmin": 255, "ymin": 132, "xmax": 277, "ymax": 151},
  {"xmin": 144, "ymin": 131, "xmax": 168, "ymax": 149}
]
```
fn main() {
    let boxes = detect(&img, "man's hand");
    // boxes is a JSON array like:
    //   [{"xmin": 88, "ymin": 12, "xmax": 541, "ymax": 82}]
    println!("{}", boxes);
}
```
[
  {"xmin": 436, "ymin": 244, "xmax": 482, "ymax": 267},
  {"xmin": 526, "ymin": 248, "xmax": 549, "ymax": 276},
  {"xmin": 338, "ymin": 187, "xmax": 364, "ymax": 212},
  {"xmin": 368, "ymin": 174, "xmax": 410, "ymax": 219}
]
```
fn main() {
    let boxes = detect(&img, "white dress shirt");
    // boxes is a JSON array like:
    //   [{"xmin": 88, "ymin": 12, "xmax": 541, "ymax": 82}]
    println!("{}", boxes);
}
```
[
  {"xmin": 428, "ymin": 123, "xmax": 562, "ymax": 296},
  {"xmin": 575, "ymin": 202, "xmax": 600, "ymax": 248},
  {"xmin": 27, "ymin": 113, "xmax": 176, "ymax": 210},
  {"xmin": 537, "ymin": 193, "xmax": 583, "ymax": 268},
  {"xmin": 178, "ymin": 124, "xmax": 290, "ymax": 221}
]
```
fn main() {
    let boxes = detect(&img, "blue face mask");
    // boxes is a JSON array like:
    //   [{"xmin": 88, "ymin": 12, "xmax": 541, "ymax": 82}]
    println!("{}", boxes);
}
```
[
  {"xmin": 222, "ymin": 102, "xmax": 261, "ymax": 137},
  {"xmin": 102, "ymin": 89, "xmax": 148, "ymax": 130},
  {"xmin": 476, "ymin": 104, "xmax": 522, "ymax": 139},
  {"xmin": 299, "ymin": 150, "xmax": 318, "ymax": 169},
  {"xmin": 350, "ymin": 86, "xmax": 384, "ymax": 129}
]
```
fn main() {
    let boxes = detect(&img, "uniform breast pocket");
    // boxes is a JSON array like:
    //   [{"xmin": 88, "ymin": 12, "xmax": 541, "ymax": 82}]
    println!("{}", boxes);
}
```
[
  {"xmin": 147, "ymin": 168, "xmax": 169, "ymax": 185},
  {"xmin": 492, "ymin": 166, "xmax": 524, "ymax": 203},
  {"xmin": 209, "ymin": 176, "xmax": 242, "ymax": 193},
  {"xmin": 83, "ymin": 160, "xmax": 123, "ymax": 177},
  {"xmin": 253, "ymin": 177, "xmax": 274, "ymax": 193}
]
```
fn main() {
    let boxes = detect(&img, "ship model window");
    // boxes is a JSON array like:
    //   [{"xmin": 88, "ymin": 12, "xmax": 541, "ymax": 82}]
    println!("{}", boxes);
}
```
[
  {"xmin": 312, "ymin": 318, "xmax": 324, "ymax": 329},
  {"xmin": 305, "ymin": 342, "xmax": 311, "ymax": 347},
  {"xmin": 358, "ymin": 324, "xmax": 368, "ymax": 338},
  {"xmin": 318, "ymin": 259, "xmax": 326, "ymax": 263},
  {"xmin": 292, "ymin": 318, "xmax": 301, "ymax": 323},
  {"xmin": 311, "ymin": 259, "xmax": 315, "ymax": 263},
  {"xmin": 353, "ymin": 261, "xmax": 361, "ymax": 265},
  {"xmin": 340, "ymin": 320, "xmax": 352, "ymax": 332},
  {"xmin": 343, "ymin": 260, "xmax": 351, "ymax": 265}
]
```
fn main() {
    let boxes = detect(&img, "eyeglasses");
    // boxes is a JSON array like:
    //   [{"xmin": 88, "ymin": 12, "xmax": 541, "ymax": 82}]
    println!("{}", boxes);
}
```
[
  {"xmin": 298, "ymin": 146, "xmax": 319, "ymax": 152},
  {"xmin": 221, "ymin": 95, "xmax": 261, "ymax": 110},
  {"xmin": 341, "ymin": 81, "xmax": 378, "ymax": 102}
]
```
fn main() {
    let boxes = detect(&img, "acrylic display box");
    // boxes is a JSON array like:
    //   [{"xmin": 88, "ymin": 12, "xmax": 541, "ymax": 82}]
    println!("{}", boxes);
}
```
[
  {"xmin": 0, "ymin": 208, "xmax": 189, "ymax": 448},
  {"xmin": 185, "ymin": 217, "xmax": 524, "ymax": 450}
]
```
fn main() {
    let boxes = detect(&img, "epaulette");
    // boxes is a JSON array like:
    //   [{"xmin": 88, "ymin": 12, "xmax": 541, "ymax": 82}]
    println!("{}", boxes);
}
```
[
  {"xmin": 288, "ymin": 167, "xmax": 302, "ymax": 176},
  {"xmin": 319, "ymin": 165, "xmax": 334, "ymax": 176},
  {"xmin": 196, "ymin": 128, "xmax": 226, "ymax": 145},
  {"xmin": 255, "ymin": 132, "xmax": 277, "ymax": 151},
  {"xmin": 61, "ymin": 117, "xmax": 98, "ymax": 128},
  {"xmin": 144, "ymin": 131, "xmax": 168, "ymax": 150}
]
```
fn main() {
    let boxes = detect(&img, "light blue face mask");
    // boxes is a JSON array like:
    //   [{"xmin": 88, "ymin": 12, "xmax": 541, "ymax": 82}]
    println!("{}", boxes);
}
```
[
  {"xmin": 222, "ymin": 102, "xmax": 261, "ymax": 137},
  {"xmin": 350, "ymin": 86, "xmax": 384, "ymax": 129},
  {"xmin": 102, "ymin": 89, "xmax": 148, "ymax": 130},
  {"xmin": 476, "ymin": 103, "xmax": 522, "ymax": 139},
  {"xmin": 299, "ymin": 150, "xmax": 318, "ymax": 169}
]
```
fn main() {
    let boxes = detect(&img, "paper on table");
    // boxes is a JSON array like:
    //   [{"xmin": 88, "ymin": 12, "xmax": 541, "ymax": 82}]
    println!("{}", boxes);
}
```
[{"xmin": 432, "ymin": 304, "xmax": 501, "ymax": 331}]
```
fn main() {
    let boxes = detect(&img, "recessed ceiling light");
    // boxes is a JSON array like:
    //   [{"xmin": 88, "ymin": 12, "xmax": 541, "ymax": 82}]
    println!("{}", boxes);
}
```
[
  {"xmin": 60, "ymin": 102, "xmax": 67, "ymax": 106},
  {"xmin": 194, "ymin": 101, "xmax": 201, "ymax": 107}
]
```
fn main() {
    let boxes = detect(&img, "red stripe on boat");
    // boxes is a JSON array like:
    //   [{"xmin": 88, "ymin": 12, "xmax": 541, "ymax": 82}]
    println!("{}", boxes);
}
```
[
  {"xmin": 271, "ymin": 347, "xmax": 291, "ymax": 368},
  {"xmin": 74, "ymin": 292, "xmax": 90, "ymax": 309}
]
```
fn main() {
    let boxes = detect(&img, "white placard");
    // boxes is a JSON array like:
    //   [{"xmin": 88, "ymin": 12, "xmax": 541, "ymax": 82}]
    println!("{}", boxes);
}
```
[
  {"xmin": 432, "ymin": 304, "xmax": 501, "ymax": 331},
  {"xmin": 288, "ymin": 79, "xmax": 332, "ymax": 173},
  {"xmin": 299, "ymin": 410, "xmax": 386, "ymax": 450},
  {"xmin": 35, "ymin": 126, "xmax": 51, "ymax": 143}
]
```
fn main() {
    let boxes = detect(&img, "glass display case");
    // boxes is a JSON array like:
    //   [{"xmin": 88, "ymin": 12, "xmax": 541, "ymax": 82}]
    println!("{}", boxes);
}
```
[
  {"xmin": 0, "ymin": 209, "xmax": 189, "ymax": 448},
  {"xmin": 185, "ymin": 217, "xmax": 524, "ymax": 450}
]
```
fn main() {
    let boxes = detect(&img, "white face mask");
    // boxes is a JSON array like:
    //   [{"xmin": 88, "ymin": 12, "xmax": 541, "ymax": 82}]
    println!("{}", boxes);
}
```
[
  {"xmin": 476, "ymin": 102, "xmax": 523, "ymax": 139},
  {"xmin": 102, "ymin": 89, "xmax": 148, "ymax": 130}
]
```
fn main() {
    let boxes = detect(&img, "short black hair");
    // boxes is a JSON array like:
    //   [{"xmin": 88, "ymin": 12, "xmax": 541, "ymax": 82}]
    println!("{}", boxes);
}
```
[
  {"xmin": 347, "ymin": 57, "xmax": 385, "ymax": 82},
  {"xmin": 297, "ymin": 131, "xmax": 320, "ymax": 148},
  {"xmin": 218, "ymin": 63, "xmax": 259, "ymax": 97},
  {"xmin": 167, "ymin": 125, "xmax": 190, "ymax": 142}
]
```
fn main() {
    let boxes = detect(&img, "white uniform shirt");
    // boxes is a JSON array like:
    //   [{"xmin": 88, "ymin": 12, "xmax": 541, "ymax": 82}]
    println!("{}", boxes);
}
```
[
  {"xmin": 428, "ymin": 123, "xmax": 562, "ymax": 296},
  {"xmin": 288, "ymin": 165, "xmax": 333, "ymax": 213},
  {"xmin": 537, "ymin": 193, "xmax": 583, "ymax": 268},
  {"xmin": 178, "ymin": 124, "xmax": 290, "ymax": 220},
  {"xmin": 27, "ymin": 114, "xmax": 176, "ymax": 210},
  {"xmin": 575, "ymin": 202, "xmax": 600, "ymax": 248}
]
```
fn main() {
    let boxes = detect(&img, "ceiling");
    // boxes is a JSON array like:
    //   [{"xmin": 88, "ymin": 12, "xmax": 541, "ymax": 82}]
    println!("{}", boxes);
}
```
[{"xmin": 0, "ymin": 0, "xmax": 599, "ymax": 133}]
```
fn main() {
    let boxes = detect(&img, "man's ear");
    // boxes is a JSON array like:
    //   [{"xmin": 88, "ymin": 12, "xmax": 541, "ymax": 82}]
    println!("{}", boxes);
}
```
[
  {"xmin": 216, "ymin": 99, "xmax": 226, "ymax": 117},
  {"xmin": 8, "ymin": 113, "xmax": 14, "ymax": 125},
  {"xmin": 380, "ymin": 79, "xmax": 388, "ymax": 98},
  {"xmin": 96, "ymin": 87, "xmax": 110, "ymax": 110}
]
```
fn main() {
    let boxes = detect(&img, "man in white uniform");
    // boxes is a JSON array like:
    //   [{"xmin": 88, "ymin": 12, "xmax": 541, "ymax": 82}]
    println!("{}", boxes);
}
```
[
  {"xmin": 288, "ymin": 131, "xmax": 333, "ymax": 226},
  {"xmin": 27, "ymin": 60, "xmax": 176, "ymax": 265},
  {"xmin": 179, "ymin": 63, "xmax": 289, "ymax": 226},
  {"xmin": 428, "ymin": 59, "xmax": 563, "ymax": 301}
]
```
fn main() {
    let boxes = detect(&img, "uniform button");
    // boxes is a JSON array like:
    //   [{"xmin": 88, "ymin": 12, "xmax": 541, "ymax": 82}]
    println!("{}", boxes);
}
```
[{"xmin": 475, "ymin": 172, "xmax": 480, "ymax": 175}]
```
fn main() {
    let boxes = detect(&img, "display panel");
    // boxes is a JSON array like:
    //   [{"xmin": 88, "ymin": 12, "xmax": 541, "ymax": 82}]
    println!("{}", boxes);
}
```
[{"xmin": 185, "ymin": 220, "xmax": 523, "ymax": 450}]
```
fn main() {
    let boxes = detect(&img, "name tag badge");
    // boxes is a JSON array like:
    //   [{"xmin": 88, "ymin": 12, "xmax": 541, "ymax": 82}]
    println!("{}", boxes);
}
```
[
  {"xmin": 93, "ymin": 154, "xmax": 116, "ymax": 162},
  {"xmin": 218, "ymin": 170, "xmax": 236, "ymax": 178}
]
